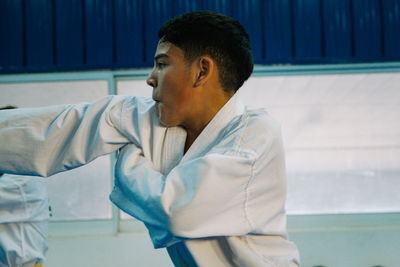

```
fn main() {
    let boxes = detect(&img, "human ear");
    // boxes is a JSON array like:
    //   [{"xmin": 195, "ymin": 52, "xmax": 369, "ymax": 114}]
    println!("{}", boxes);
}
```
[{"xmin": 193, "ymin": 56, "xmax": 214, "ymax": 87}]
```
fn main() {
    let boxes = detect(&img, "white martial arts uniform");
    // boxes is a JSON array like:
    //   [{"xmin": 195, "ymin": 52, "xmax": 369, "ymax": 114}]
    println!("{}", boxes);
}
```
[
  {"xmin": 0, "ymin": 94, "xmax": 299, "ymax": 266},
  {"xmin": 0, "ymin": 174, "xmax": 49, "ymax": 267}
]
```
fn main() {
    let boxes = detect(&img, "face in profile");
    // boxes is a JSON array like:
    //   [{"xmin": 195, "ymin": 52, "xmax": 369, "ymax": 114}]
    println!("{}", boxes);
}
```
[{"xmin": 147, "ymin": 41, "xmax": 197, "ymax": 127}]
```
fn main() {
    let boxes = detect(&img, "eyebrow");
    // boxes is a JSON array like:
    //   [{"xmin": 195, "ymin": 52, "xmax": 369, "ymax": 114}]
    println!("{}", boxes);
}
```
[{"xmin": 154, "ymin": 53, "xmax": 168, "ymax": 61}]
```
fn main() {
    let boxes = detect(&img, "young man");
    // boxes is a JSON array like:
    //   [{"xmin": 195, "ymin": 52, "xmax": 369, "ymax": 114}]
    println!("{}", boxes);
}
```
[{"xmin": 0, "ymin": 12, "xmax": 299, "ymax": 266}]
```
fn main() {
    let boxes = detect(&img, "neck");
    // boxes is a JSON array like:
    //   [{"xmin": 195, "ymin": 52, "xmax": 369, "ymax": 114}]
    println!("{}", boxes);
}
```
[
  {"xmin": 183, "ymin": 89, "xmax": 234, "ymax": 153},
  {"xmin": 184, "ymin": 131, "xmax": 199, "ymax": 153}
]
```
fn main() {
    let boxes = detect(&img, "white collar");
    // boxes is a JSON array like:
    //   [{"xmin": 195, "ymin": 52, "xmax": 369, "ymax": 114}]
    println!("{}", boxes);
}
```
[{"xmin": 182, "ymin": 93, "xmax": 245, "ymax": 162}]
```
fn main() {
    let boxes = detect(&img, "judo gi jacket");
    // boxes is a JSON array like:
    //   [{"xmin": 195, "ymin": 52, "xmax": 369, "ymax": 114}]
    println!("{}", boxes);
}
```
[
  {"xmin": 0, "ymin": 94, "xmax": 300, "ymax": 266},
  {"xmin": 0, "ymin": 174, "xmax": 49, "ymax": 267}
]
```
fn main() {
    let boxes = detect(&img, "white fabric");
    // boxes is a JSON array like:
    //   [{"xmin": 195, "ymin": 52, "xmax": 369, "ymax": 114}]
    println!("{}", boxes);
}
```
[
  {"xmin": 0, "ymin": 174, "xmax": 49, "ymax": 267},
  {"xmin": 0, "ymin": 94, "xmax": 299, "ymax": 266}
]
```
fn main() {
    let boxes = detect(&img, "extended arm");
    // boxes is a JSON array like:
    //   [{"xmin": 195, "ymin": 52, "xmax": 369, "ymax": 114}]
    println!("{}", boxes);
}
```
[{"xmin": 0, "ymin": 96, "xmax": 133, "ymax": 177}]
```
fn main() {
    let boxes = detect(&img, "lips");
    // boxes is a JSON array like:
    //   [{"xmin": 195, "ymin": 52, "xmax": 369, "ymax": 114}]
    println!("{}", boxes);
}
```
[
  {"xmin": 154, "ymin": 100, "xmax": 161, "ymax": 111},
  {"xmin": 152, "ymin": 95, "xmax": 160, "ymax": 102},
  {"xmin": 152, "ymin": 95, "xmax": 161, "ymax": 112}
]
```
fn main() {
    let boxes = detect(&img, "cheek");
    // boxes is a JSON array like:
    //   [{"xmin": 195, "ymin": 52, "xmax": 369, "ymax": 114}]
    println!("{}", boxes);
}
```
[
  {"xmin": 158, "ymin": 67, "xmax": 190, "ymax": 110},
  {"xmin": 160, "ymin": 77, "xmax": 180, "ymax": 101}
]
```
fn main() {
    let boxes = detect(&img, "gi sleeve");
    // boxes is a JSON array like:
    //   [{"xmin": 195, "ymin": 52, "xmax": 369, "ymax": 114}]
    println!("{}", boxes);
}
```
[
  {"xmin": 0, "ymin": 96, "xmax": 132, "ymax": 177},
  {"xmin": 110, "ymin": 143, "xmax": 257, "ymax": 248}
]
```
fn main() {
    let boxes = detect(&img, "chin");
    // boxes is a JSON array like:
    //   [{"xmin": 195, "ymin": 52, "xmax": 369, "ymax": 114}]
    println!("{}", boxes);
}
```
[
  {"xmin": 158, "ymin": 119, "xmax": 168, "ymax": 127},
  {"xmin": 158, "ymin": 115, "xmax": 171, "ymax": 127},
  {"xmin": 159, "ymin": 119, "xmax": 177, "ymax": 127},
  {"xmin": 159, "ymin": 116, "xmax": 180, "ymax": 127},
  {"xmin": 157, "ymin": 108, "xmax": 179, "ymax": 127}
]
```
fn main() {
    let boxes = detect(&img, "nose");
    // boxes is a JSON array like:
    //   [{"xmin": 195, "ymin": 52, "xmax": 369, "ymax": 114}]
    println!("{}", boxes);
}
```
[{"xmin": 146, "ymin": 71, "xmax": 157, "ymax": 88}]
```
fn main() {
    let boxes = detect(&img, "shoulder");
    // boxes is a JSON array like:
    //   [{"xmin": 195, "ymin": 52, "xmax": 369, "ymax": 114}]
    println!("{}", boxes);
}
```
[
  {"xmin": 217, "ymin": 107, "xmax": 283, "ymax": 158},
  {"xmin": 244, "ymin": 108, "xmax": 281, "ymax": 136}
]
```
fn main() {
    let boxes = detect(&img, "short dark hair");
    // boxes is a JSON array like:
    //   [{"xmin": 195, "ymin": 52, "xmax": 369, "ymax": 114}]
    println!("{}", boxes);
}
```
[{"xmin": 158, "ymin": 11, "xmax": 253, "ymax": 92}]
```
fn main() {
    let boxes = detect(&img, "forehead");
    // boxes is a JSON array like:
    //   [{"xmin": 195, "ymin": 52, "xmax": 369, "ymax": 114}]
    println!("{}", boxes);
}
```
[{"xmin": 155, "ymin": 41, "xmax": 185, "ymax": 60}]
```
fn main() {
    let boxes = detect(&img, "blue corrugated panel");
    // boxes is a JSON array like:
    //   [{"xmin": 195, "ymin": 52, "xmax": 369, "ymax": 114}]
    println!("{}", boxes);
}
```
[
  {"xmin": 115, "ymin": 0, "xmax": 144, "ymax": 67},
  {"xmin": 382, "ymin": 0, "xmax": 400, "ymax": 59},
  {"xmin": 55, "ymin": 0, "xmax": 84, "ymax": 67},
  {"xmin": 233, "ymin": 0, "xmax": 263, "ymax": 64},
  {"xmin": 323, "ymin": 0, "xmax": 352, "ymax": 60},
  {"xmin": 352, "ymin": 0, "xmax": 382, "ymax": 59},
  {"xmin": 0, "ymin": 0, "xmax": 24, "ymax": 69},
  {"xmin": 85, "ymin": 0, "xmax": 114, "ymax": 66},
  {"xmin": 2, "ymin": 0, "xmax": 400, "ymax": 74},
  {"xmin": 143, "ymin": 0, "xmax": 172, "ymax": 66},
  {"xmin": 173, "ymin": 0, "xmax": 202, "ymax": 15},
  {"xmin": 292, "ymin": 0, "xmax": 322, "ymax": 61},
  {"xmin": 263, "ymin": 0, "xmax": 292, "ymax": 62},
  {"xmin": 25, "ymin": 0, "xmax": 54, "ymax": 67},
  {"xmin": 203, "ymin": 0, "xmax": 232, "ymax": 15}
]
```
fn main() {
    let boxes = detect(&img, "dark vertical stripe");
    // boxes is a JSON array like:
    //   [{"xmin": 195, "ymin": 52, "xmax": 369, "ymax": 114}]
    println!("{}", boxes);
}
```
[
  {"xmin": 171, "ymin": 0, "xmax": 175, "ymax": 15},
  {"xmin": 25, "ymin": 0, "xmax": 54, "ymax": 66},
  {"xmin": 323, "ymin": 0, "xmax": 352, "ymax": 60},
  {"xmin": 141, "ymin": 0, "xmax": 147, "ymax": 63},
  {"xmin": 82, "ymin": 0, "xmax": 87, "ymax": 64},
  {"xmin": 352, "ymin": 0, "xmax": 382, "ymax": 59},
  {"xmin": 349, "ymin": 0, "xmax": 355, "ymax": 58},
  {"xmin": 51, "ymin": 0, "xmax": 56, "ymax": 65},
  {"xmin": 85, "ymin": 0, "xmax": 114, "ymax": 65},
  {"xmin": 319, "ymin": 0, "xmax": 325, "ymax": 58},
  {"xmin": 0, "ymin": 0, "xmax": 24, "ymax": 68},
  {"xmin": 115, "ymin": 0, "xmax": 144, "ymax": 67},
  {"xmin": 382, "ymin": 0, "xmax": 400, "ymax": 59},
  {"xmin": 22, "ymin": 0, "xmax": 27, "ymax": 66},
  {"xmin": 203, "ymin": 0, "xmax": 232, "ymax": 16},
  {"xmin": 263, "ymin": 0, "xmax": 292, "ymax": 62},
  {"xmin": 55, "ymin": 0, "xmax": 84, "ymax": 67},
  {"xmin": 260, "ymin": 0, "xmax": 266, "ymax": 60},
  {"xmin": 143, "ymin": 0, "xmax": 172, "ymax": 66},
  {"xmin": 233, "ymin": 1, "xmax": 263, "ymax": 64},
  {"xmin": 379, "ymin": 0, "xmax": 385, "ymax": 57},
  {"xmin": 111, "ymin": 0, "xmax": 116, "ymax": 64},
  {"xmin": 289, "ymin": 0, "xmax": 295, "ymax": 58}
]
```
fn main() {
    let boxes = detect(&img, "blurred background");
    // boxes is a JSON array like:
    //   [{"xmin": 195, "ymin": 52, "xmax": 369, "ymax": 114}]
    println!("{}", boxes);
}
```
[{"xmin": 1, "ymin": 0, "xmax": 400, "ymax": 266}]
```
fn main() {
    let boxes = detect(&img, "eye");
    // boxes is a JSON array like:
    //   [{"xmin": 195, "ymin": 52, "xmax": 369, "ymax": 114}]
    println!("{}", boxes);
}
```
[{"xmin": 156, "ymin": 62, "xmax": 167, "ymax": 69}]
